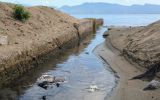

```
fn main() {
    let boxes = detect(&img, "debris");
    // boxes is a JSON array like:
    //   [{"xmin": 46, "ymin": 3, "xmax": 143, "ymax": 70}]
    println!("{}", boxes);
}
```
[
  {"xmin": 37, "ymin": 75, "xmax": 55, "ymax": 83},
  {"xmin": 88, "ymin": 85, "xmax": 99, "ymax": 92},
  {"xmin": 54, "ymin": 76, "xmax": 65, "ymax": 83},
  {"xmin": 143, "ymin": 80, "xmax": 160, "ymax": 91},
  {"xmin": 37, "ymin": 74, "xmax": 66, "ymax": 89}
]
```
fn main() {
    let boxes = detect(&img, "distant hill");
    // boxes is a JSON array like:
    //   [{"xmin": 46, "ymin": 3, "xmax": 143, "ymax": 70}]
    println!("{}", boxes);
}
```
[{"xmin": 60, "ymin": 2, "xmax": 160, "ymax": 14}]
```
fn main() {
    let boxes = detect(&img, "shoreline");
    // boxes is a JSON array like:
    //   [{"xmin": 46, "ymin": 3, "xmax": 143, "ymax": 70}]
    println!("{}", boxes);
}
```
[{"xmin": 94, "ymin": 27, "xmax": 160, "ymax": 100}]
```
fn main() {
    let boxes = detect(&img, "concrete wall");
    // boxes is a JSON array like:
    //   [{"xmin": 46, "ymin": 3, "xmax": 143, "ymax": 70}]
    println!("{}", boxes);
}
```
[{"xmin": 95, "ymin": 19, "xmax": 104, "ymax": 26}]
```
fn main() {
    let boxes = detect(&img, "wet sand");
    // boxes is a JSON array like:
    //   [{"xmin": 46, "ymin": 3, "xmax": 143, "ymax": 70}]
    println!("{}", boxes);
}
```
[{"xmin": 94, "ymin": 27, "xmax": 160, "ymax": 100}]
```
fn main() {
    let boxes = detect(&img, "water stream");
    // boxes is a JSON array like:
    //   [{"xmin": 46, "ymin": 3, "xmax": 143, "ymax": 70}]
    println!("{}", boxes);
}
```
[
  {"xmin": 17, "ymin": 27, "xmax": 117, "ymax": 100},
  {"xmin": 4, "ymin": 14, "xmax": 160, "ymax": 100}
]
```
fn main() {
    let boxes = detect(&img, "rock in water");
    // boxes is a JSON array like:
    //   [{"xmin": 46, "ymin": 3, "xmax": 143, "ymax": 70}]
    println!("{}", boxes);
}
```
[
  {"xmin": 88, "ymin": 85, "xmax": 99, "ymax": 92},
  {"xmin": 37, "ymin": 74, "xmax": 66, "ymax": 89},
  {"xmin": 42, "ymin": 96, "xmax": 46, "ymax": 100},
  {"xmin": 54, "ymin": 77, "xmax": 65, "ymax": 83},
  {"xmin": 37, "ymin": 75, "xmax": 55, "ymax": 83},
  {"xmin": 56, "ymin": 83, "xmax": 60, "ymax": 87},
  {"xmin": 38, "ymin": 81, "xmax": 49, "ymax": 90},
  {"xmin": 143, "ymin": 80, "xmax": 160, "ymax": 90},
  {"xmin": 37, "ymin": 74, "xmax": 55, "ymax": 89},
  {"xmin": 103, "ymin": 31, "xmax": 109, "ymax": 38}
]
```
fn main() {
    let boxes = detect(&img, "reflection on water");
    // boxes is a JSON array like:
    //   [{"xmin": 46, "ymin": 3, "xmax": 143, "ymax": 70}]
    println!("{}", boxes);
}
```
[{"xmin": 16, "ymin": 27, "xmax": 117, "ymax": 100}]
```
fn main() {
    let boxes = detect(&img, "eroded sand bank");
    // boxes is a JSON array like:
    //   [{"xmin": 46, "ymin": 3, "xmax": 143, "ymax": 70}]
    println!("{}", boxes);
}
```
[
  {"xmin": 0, "ymin": 2, "xmax": 103, "ymax": 87},
  {"xmin": 95, "ymin": 25, "xmax": 160, "ymax": 100}
]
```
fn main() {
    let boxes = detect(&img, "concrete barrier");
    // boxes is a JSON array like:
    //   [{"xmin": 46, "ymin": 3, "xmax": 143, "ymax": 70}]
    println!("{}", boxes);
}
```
[{"xmin": 95, "ymin": 19, "xmax": 104, "ymax": 26}]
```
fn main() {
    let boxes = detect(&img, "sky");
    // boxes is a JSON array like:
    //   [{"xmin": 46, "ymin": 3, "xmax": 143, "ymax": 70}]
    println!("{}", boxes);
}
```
[{"xmin": 1, "ymin": 0, "xmax": 160, "ymax": 7}]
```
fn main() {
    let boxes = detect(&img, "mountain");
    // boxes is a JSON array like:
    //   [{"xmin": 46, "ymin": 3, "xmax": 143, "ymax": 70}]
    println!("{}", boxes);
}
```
[{"xmin": 60, "ymin": 2, "xmax": 160, "ymax": 14}]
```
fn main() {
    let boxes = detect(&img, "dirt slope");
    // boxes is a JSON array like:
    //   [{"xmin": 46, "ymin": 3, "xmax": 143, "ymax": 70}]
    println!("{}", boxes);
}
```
[
  {"xmin": 124, "ymin": 21, "xmax": 160, "ymax": 68},
  {"xmin": 0, "ymin": 2, "xmax": 101, "ymax": 86},
  {"xmin": 0, "ymin": 2, "xmax": 80, "ymax": 60},
  {"xmin": 105, "ymin": 20, "xmax": 160, "ymax": 79}
]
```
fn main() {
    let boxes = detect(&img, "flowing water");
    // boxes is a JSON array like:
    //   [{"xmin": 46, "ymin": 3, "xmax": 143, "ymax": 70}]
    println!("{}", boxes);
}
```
[
  {"xmin": 4, "ymin": 14, "xmax": 160, "ymax": 100},
  {"xmin": 18, "ymin": 27, "xmax": 117, "ymax": 100}
]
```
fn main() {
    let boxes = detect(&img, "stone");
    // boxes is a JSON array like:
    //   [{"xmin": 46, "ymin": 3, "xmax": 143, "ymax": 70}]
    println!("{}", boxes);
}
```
[
  {"xmin": 103, "ymin": 31, "xmax": 110, "ymax": 38},
  {"xmin": 143, "ymin": 80, "xmax": 160, "ymax": 90},
  {"xmin": 88, "ymin": 85, "xmax": 99, "ymax": 92},
  {"xmin": 103, "ymin": 33, "xmax": 109, "ymax": 37},
  {"xmin": 38, "ymin": 81, "xmax": 49, "ymax": 89},
  {"xmin": 37, "ymin": 74, "xmax": 65, "ymax": 89},
  {"xmin": 0, "ymin": 35, "xmax": 8, "ymax": 45},
  {"xmin": 37, "ymin": 74, "xmax": 55, "ymax": 83}
]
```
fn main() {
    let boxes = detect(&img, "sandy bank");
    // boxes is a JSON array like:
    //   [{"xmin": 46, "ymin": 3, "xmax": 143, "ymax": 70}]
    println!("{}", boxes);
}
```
[
  {"xmin": 95, "ymin": 26, "xmax": 160, "ymax": 100},
  {"xmin": 104, "ymin": 23, "xmax": 160, "ymax": 80},
  {"xmin": 0, "ymin": 2, "xmax": 103, "ymax": 87}
]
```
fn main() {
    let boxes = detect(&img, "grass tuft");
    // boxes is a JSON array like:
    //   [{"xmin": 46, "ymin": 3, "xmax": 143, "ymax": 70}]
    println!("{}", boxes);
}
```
[{"xmin": 13, "ymin": 5, "xmax": 31, "ymax": 22}]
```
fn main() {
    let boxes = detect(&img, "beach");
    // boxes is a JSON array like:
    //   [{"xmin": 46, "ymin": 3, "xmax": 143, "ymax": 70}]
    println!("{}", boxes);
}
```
[{"xmin": 95, "ymin": 27, "xmax": 160, "ymax": 100}]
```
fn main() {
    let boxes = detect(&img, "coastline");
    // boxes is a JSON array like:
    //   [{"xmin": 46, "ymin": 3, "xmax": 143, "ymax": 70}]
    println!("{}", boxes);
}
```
[{"xmin": 94, "ymin": 27, "xmax": 160, "ymax": 100}]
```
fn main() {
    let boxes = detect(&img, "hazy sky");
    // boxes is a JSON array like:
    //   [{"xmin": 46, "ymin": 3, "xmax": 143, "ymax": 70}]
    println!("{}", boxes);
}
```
[{"xmin": 1, "ymin": 0, "xmax": 160, "ymax": 7}]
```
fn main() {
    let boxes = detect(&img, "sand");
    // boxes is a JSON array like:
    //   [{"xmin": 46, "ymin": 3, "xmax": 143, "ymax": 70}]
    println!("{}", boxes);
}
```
[
  {"xmin": 107, "ymin": 21, "xmax": 160, "ymax": 69},
  {"xmin": 95, "ymin": 26, "xmax": 160, "ymax": 100}
]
